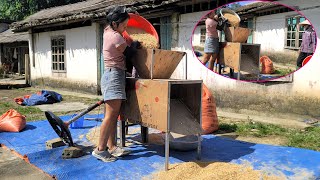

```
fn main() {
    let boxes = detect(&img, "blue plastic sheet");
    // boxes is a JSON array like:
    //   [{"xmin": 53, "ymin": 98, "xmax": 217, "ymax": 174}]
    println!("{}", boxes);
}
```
[
  {"xmin": 20, "ymin": 90, "xmax": 62, "ymax": 106},
  {"xmin": 0, "ymin": 114, "xmax": 319, "ymax": 179}
]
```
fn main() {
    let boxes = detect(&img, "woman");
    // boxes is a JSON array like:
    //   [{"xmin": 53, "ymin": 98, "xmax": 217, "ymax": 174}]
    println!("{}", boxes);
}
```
[
  {"xmin": 202, "ymin": 11, "xmax": 220, "ymax": 71},
  {"xmin": 92, "ymin": 6, "xmax": 139, "ymax": 162},
  {"xmin": 296, "ymin": 20, "xmax": 316, "ymax": 68}
]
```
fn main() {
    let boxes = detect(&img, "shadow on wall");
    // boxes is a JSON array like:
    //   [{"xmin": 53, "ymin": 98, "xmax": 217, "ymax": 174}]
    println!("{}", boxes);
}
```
[
  {"xmin": 260, "ymin": 50, "xmax": 299, "ymax": 65},
  {"xmin": 32, "ymin": 78, "xmax": 99, "ymax": 95},
  {"xmin": 213, "ymin": 88, "xmax": 320, "ymax": 117}
]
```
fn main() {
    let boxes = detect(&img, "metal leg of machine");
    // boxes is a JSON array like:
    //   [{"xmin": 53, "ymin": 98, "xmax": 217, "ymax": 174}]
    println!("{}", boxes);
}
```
[
  {"xmin": 119, "ymin": 120, "xmax": 126, "ymax": 148},
  {"xmin": 141, "ymin": 126, "xmax": 148, "ymax": 143},
  {"xmin": 165, "ymin": 131, "xmax": 170, "ymax": 171},
  {"xmin": 197, "ymin": 133, "xmax": 201, "ymax": 160}
]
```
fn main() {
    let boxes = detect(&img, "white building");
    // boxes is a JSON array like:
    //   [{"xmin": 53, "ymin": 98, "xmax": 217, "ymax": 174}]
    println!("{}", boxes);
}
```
[{"xmin": 11, "ymin": 0, "xmax": 320, "ymax": 116}]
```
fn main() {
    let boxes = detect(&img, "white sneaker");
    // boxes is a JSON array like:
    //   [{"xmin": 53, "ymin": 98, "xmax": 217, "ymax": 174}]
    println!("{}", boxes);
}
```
[
  {"xmin": 92, "ymin": 148, "xmax": 117, "ymax": 162},
  {"xmin": 109, "ymin": 146, "xmax": 131, "ymax": 157}
]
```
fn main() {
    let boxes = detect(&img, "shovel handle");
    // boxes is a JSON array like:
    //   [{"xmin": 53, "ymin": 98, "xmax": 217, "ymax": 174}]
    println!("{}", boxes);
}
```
[{"xmin": 66, "ymin": 99, "xmax": 105, "ymax": 126}]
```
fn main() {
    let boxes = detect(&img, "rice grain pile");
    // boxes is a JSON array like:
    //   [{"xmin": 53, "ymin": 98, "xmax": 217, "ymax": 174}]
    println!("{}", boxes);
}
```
[
  {"xmin": 130, "ymin": 33, "xmax": 159, "ymax": 49},
  {"xmin": 149, "ymin": 162, "xmax": 284, "ymax": 180},
  {"xmin": 223, "ymin": 13, "xmax": 240, "ymax": 27}
]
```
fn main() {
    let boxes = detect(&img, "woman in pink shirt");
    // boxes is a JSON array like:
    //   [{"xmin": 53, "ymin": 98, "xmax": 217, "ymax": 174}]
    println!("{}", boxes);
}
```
[
  {"xmin": 92, "ymin": 6, "xmax": 140, "ymax": 162},
  {"xmin": 202, "ymin": 11, "xmax": 220, "ymax": 71}
]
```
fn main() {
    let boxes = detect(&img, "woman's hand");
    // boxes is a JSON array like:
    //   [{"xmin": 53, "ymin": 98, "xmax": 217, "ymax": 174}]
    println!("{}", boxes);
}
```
[{"xmin": 131, "ymin": 41, "xmax": 142, "ymax": 49}]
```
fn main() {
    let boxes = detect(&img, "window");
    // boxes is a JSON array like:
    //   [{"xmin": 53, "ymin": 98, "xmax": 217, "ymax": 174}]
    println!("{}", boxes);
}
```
[
  {"xmin": 51, "ymin": 36, "xmax": 66, "ymax": 72},
  {"xmin": 200, "ymin": 28, "xmax": 206, "ymax": 44},
  {"xmin": 285, "ymin": 16, "xmax": 305, "ymax": 49}
]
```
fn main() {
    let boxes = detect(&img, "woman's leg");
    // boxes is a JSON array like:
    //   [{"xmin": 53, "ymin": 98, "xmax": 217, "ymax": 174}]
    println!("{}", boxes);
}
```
[
  {"xmin": 202, "ymin": 53, "xmax": 213, "ymax": 66},
  {"xmin": 208, "ymin": 53, "xmax": 218, "ymax": 71},
  {"xmin": 296, "ymin": 52, "xmax": 308, "ymax": 68},
  {"xmin": 107, "ymin": 111, "xmax": 119, "ymax": 150},
  {"xmin": 98, "ymin": 99, "xmax": 122, "ymax": 151}
]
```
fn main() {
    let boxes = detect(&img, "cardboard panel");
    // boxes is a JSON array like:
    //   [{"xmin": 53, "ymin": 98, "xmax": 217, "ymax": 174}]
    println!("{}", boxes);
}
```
[
  {"xmin": 219, "ymin": 42, "xmax": 241, "ymax": 71},
  {"xmin": 121, "ymin": 79, "xmax": 202, "ymax": 134},
  {"xmin": 122, "ymin": 78, "xmax": 169, "ymax": 132},
  {"xmin": 225, "ymin": 27, "xmax": 251, "ymax": 43},
  {"xmin": 133, "ymin": 49, "xmax": 185, "ymax": 79}
]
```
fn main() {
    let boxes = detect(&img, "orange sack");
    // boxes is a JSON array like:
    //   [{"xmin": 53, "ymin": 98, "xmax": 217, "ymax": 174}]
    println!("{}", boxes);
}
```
[
  {"xmin": 202, "ymin": 84, "xmax": 219, "ymax": 134},
  {"xmin": 0, "ymin": 109, "xmax": 26, "ymax": 132},
  {"xmin": 260, "ymin": 56, "xmax": 275, "ymax": 74}
]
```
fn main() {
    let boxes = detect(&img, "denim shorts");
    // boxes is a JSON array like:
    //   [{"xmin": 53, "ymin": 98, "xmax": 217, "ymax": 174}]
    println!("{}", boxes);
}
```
[
  {"xmin": 204, "ymin": 37, "xmax": 219, "ymax": 54},
  {"xmin": 101, "ymin": 67, "xmax": 126, "ymax": 101}
]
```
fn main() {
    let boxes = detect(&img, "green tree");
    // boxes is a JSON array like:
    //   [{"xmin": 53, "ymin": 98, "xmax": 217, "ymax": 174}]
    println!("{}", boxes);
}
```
[{"xmin": 0, "ymin": 0, "xmax": 84, "ymax": 21}]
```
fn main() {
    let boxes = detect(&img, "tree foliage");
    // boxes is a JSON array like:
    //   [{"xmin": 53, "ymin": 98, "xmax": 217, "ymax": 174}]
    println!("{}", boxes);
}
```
[{"xmin": 0, "ymin": 0, "xmax": 85, "ymax": 21}]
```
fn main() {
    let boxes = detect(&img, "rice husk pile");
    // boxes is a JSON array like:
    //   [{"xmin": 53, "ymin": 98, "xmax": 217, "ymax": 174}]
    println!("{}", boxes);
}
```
[
  {"xmin": 223, "ymin": 13, "xmax": 240, "ymax": 27},
  {"xmin": 86, "ymin": 127, "xmax": 100, "ymax": 146},
  {"xmin": 149, "ymin": 162, "xmax": 284, "ymax": 180}
]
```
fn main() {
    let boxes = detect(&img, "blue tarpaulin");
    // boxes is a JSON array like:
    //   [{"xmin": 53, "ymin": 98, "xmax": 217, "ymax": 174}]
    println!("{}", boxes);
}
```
[
  {"xmin": 0, "ymin": 114, "xmax": 319, "ymax": 179},
  {"xmin": 15, "ymin": 90, "xmax": 62, "ymax": 106}
]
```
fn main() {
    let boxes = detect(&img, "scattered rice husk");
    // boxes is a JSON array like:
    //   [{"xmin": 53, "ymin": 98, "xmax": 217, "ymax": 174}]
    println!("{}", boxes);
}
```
[
  {"xmin": 130, "ymin": 33, "xmax": 159, "ymax": 49},
  {"xmin": 86, "ymin": 126, "xmax": 100, "ymax": 147},
  {"xmin": 223, "ymin": 13, "xmax": 240, "ymax": 27},
  {"xmin": 149, "ymin": 162, "xmax": 284, "ymax": 180}
]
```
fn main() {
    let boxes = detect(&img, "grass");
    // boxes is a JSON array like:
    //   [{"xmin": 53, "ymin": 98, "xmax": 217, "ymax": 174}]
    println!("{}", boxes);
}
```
[
  {"xmin": 0, "ymin": 102, "xmax": 44, "ymax": 121},
  {"xmin": 218, "ymin": 122, "xmax": 320, "ymax": 151},
  {"xmin": 0, "ymin": 88, "xmax": 101, "ymax": 122},
  {"xmin": 274, "ymin": 68, "xmax": 294, "ymax": 76}
]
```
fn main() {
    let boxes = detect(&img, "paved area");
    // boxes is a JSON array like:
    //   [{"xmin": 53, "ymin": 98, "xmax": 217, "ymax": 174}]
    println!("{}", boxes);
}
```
[
  {"xmin": 36, "ymin": 102, "xmax": 88, "ymax": 112},
  {"xmin": 0, "ymin": 147, "xmax": 53, "ymax": 180}
]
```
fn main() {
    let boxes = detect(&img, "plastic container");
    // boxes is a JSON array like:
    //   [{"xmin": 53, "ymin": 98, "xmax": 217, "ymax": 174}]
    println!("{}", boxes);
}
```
[
  {"xmin": 70, "ymin": 114, "xmax": 84, "ymax": 129},
  {"xmin": 220, "ymin": 8, "xmax": 241, "ymax": 27},
  {"xmin": 302, "ymin": 55, "xmax": 312, "ymax": 67},
  {"xmin": 127, "ymin": 13, "xmax": 159, "ymax": 41}
]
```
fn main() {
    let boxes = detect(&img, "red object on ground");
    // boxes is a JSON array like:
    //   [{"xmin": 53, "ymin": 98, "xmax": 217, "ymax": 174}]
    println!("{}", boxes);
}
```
[
  {"xmin": 122, "ymin": 13, "xmax": 159, "ymax": 45},
  {"xmin": 260, "ymin": 56, "xmax": 275, "ymax": 74},
  {"xmin": 302, "ymin": 55, "xmax": 312, "ymax": 67},
  {"xmin": 202, "ymin": 84, "xmax": 219, "ymax": 134},
  {"xmin": 0, "ymin": 109, "xmax": 26, "ymax": 132},
  {"xmin": 14, "ymin": 95, "xmax": 31, "ymax": 105}
]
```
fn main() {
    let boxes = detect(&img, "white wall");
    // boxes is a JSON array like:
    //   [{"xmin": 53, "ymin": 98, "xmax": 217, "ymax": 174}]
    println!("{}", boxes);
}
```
[
  {"xmin": 31, "ymin": 23, "xmax": 98, "ymax": 85},
  {"xmin": 253, "ymin": 11, "xmax": 296, "ymax": 52},
  {"xmin": 171, "ymin": 1, "xmax": 320, "ymax": 98}
]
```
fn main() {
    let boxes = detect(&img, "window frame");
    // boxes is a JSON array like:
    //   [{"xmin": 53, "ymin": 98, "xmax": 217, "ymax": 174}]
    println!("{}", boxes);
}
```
[
  {"xmin": 51, "ymin": 36, "xmax": 66, "ymax": 73},
  {"xmin": 200, "ymin": 28, "xmax": 206, "ymax": 45},
  {"xmin": 284, "ymin": 15, "xmax": 305, "ymax": 50}
]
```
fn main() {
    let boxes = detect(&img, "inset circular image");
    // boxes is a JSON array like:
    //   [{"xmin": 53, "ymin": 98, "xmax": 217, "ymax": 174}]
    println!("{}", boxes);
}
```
[{"xmin": 192, "ymin": 1, "xmax": 317, "ymax": 81}]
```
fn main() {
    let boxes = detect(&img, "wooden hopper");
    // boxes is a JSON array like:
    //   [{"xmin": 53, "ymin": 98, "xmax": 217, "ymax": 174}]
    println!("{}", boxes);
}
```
[
  {"xmin": 132, "ymin": 48, "xmax": 186, "ymax": 79},
  {"xmin": 225, "ymin": 27, "xmax": 251, "ymax": 43}
]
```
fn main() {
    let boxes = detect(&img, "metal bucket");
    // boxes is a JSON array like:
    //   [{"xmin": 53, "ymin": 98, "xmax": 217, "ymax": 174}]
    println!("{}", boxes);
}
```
[{"xmin": 169, "ymin": 132, "xmax": 200, "ymax": 151}]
